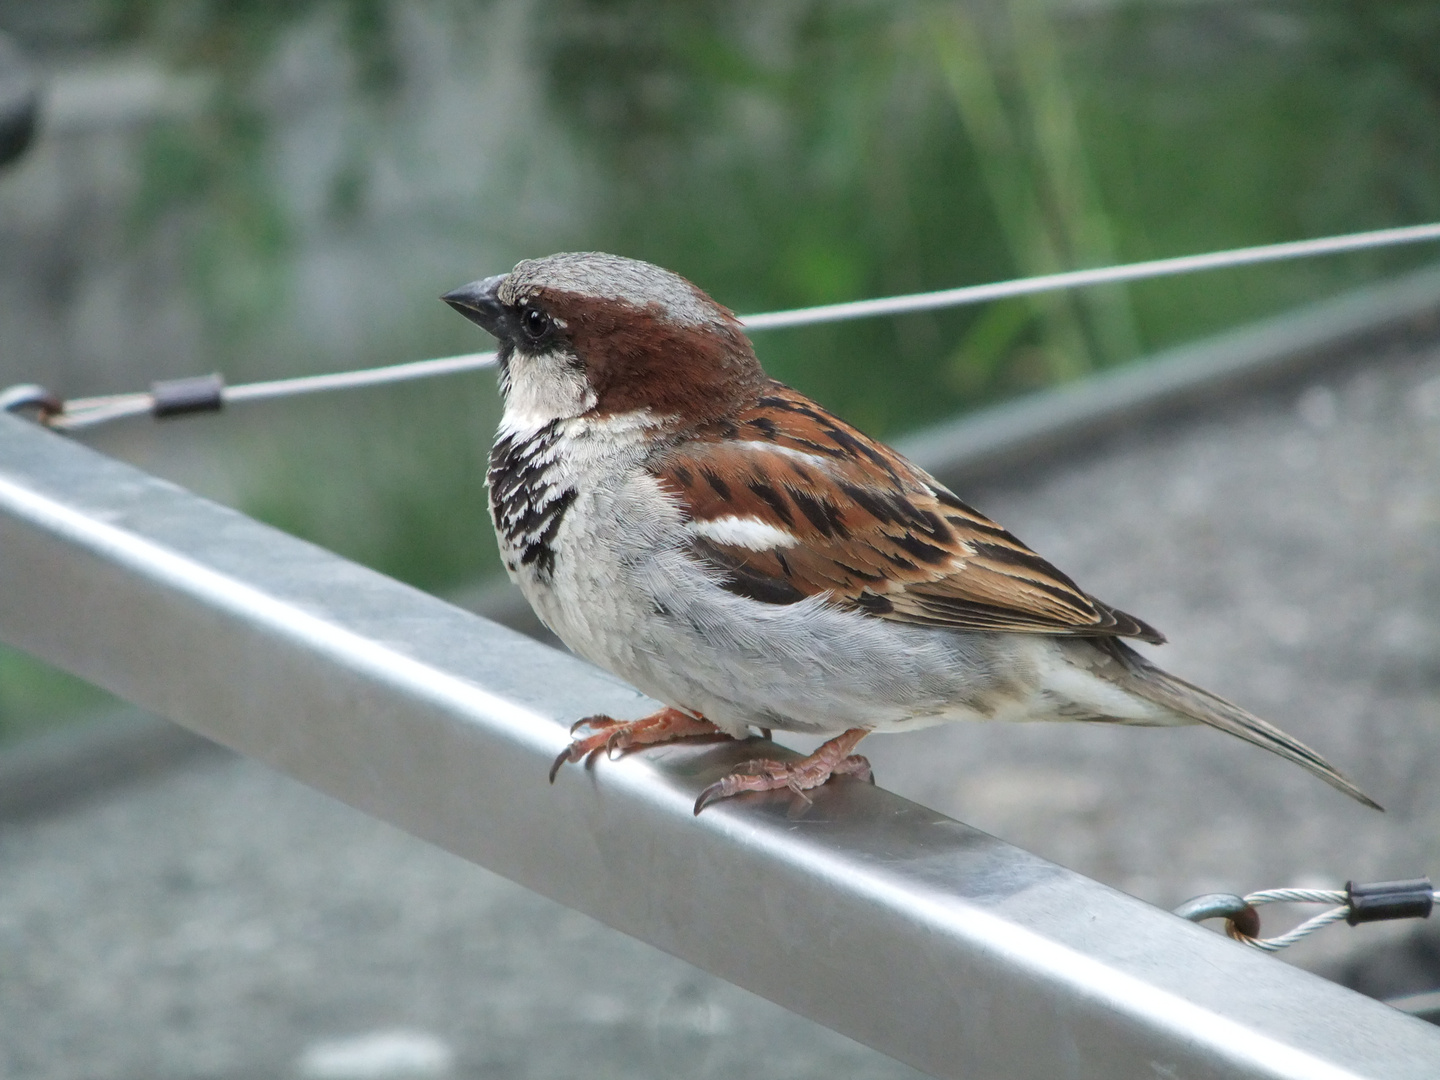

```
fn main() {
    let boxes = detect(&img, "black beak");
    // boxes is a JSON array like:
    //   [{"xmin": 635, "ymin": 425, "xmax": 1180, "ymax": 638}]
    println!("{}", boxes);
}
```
[{"xmin": 442, "ymin": 274, "xmax": 510, "ymax": 339}]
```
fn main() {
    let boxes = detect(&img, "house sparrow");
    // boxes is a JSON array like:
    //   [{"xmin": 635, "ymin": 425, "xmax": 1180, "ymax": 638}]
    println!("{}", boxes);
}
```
[{"xmin": 443, "ymin": 252, "xmax": 1380, "ymax": 814}]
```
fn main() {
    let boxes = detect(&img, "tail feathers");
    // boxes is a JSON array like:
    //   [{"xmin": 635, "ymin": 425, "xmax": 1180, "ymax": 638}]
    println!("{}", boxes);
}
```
[{"xmin": 1100, "ymin": 640, "xmax": 1382, "ymax": 811}]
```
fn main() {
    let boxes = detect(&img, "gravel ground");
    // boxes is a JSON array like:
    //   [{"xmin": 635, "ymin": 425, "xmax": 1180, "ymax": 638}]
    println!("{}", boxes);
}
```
[{"xmin": 3, "ymin": 336, "xmax": 1440, "ymax": 1078}]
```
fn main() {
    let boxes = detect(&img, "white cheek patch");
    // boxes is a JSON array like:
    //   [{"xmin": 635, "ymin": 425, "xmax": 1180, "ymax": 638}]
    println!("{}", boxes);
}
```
[
  {"xmin": 499, "ymin": 349, "xmax": 596, "ymax": 434},
  {"xmin": 691, "ymin": 515, "xmax": 799, "ymax": 551}
]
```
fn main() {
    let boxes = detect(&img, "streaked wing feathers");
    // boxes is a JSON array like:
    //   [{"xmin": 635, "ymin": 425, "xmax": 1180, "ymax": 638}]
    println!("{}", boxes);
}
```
[{"xmin": 652, "ymin": 382, "xmax": 1164, "ymax": 644}]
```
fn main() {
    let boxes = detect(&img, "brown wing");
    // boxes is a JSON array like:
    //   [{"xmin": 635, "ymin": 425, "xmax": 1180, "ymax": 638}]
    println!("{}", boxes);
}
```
[{"xmin": 651, "ymin": 382, "xmax": 1164, "ymax": 644}]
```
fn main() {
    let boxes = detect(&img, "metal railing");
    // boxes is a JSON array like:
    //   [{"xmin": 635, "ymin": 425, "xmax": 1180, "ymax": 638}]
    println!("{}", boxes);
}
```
[{"xmin": 2, "ymin": 410, "xmax": 1438, "ymax": 1078}]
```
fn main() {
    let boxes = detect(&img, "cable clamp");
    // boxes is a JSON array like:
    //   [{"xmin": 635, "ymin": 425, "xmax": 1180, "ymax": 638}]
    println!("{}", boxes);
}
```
[
  {"xmin": 1346, "ymin": 878, "xmax": 1434, "ymax": 925},
  {"xmin": 150, "ymin": 374, "xmax": 226, "ymax": 418}
]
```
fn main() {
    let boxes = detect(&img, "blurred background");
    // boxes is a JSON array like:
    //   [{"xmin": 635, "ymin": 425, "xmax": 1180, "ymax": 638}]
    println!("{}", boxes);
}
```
[{"xmin": 3, "ymin": 2, "xmax": 1440, "ymax": 1077}]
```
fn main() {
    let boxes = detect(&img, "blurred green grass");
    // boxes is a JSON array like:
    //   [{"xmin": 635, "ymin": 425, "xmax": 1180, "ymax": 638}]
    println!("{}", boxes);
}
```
[{"xmin": 4, "ymin": 0, "xmax": 1440, "ymax": 741}]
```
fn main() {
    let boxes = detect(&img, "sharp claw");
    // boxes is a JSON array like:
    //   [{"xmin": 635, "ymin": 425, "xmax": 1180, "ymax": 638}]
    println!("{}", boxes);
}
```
[
  {"xmin": 693, "ymin": 780, "xmax": 729, "ymax": 816},
  {"xmin": 548, "ymin": 746, "xmax": 573, "ymax": 784},
  {"xmin": 553, "ymin": 709, "xmax": 727, "ymax": 790},
  {"xmin": 570, "ymin": 713, "xmax": 618, "ymax": 735}
]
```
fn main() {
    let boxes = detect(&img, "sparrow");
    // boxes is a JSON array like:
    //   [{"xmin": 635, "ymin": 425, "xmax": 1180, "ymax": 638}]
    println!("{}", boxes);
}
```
[{"xmin": 443, "ymin": 252, "xmax": 1380, "ymax": 815}]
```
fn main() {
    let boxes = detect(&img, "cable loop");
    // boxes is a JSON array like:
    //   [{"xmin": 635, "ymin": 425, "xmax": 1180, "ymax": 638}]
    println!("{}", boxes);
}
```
[
  {"xmin": 1178, "ymin": 878, "xmax": 1436, "ymax": 953},
  {"xmin": 0, "ymin": 383, "xmax": 62, "ymax": 419},
  {"xmin": 1226, "ymin": 895, "xmax": 1349, "ymax": 953}
]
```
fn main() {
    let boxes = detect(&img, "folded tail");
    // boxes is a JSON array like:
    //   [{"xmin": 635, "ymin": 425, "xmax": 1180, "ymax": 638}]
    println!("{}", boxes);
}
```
[{"xmin": 1098, "ymin": 639, "xmax": 1382, "ymax": 810}]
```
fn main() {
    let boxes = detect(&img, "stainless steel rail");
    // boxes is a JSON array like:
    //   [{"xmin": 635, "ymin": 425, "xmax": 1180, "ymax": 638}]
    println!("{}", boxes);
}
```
[{"xmin": 1, "ymin": 411, "xmax": 1436, "ymax": 1079}]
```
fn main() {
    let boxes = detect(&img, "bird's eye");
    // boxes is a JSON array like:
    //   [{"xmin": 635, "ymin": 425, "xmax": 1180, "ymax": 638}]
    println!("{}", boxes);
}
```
[{"xmin": 521, "ymin": 307, "xmax": 550, "ymax": 341}]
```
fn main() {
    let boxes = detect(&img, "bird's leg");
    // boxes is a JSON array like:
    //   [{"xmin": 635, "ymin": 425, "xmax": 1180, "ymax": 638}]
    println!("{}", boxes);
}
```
[
  {"xmin": 549, "ymin": 707, "xmax": 726, "ymax": 782},
  {"xmin": 693, "ymin": 727, "xmax": 873, "ymax": 815}
]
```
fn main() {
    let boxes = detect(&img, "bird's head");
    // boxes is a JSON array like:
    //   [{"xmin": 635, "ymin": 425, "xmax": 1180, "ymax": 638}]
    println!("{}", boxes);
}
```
[{"xmin": 443, "ymin": 252, "xmax": 765, "ymax": 432}]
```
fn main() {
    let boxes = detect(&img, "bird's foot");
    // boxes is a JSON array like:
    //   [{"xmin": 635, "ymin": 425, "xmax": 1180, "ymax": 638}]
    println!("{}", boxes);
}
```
[
  {"xmin": 693, "ymin": 727, "xmax": 872, "ymax": 815},
  {"xmin": 549, "ymin": 707, "xmax": 724, "ymax": 782}
]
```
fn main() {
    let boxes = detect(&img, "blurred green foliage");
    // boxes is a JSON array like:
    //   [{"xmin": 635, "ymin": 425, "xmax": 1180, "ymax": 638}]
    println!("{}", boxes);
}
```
[
  {"xmin": 99, "ymin": 0, "xmax": 1440, "ymax": 429},
  {"xmin": 531, "ymin": 0, "xmax": 1440, "ymax": 428},
  {"xmin": 6, "ymin": 0, "xmax": 1440, "ymax": 740},
  {"xmin": 238, "ymin": 378, "xmax": 504, "ymax": 588},
  {"xmin": 118, "ymin": 0, "xmax": 393, "ymax": 346},
  {"xmin": 90, "ymin": 0, "xmax": 1440, "ymax": 414},
  {"xmin": 0, "ymin": 647, "xmax": 112, "ymax": 741}
]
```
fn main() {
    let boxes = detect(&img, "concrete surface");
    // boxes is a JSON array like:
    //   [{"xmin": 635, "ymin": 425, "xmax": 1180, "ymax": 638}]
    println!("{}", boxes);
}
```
[{"xmin": 4, "ymin": 334, "xmax": 1440, "ymax": 1078}]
